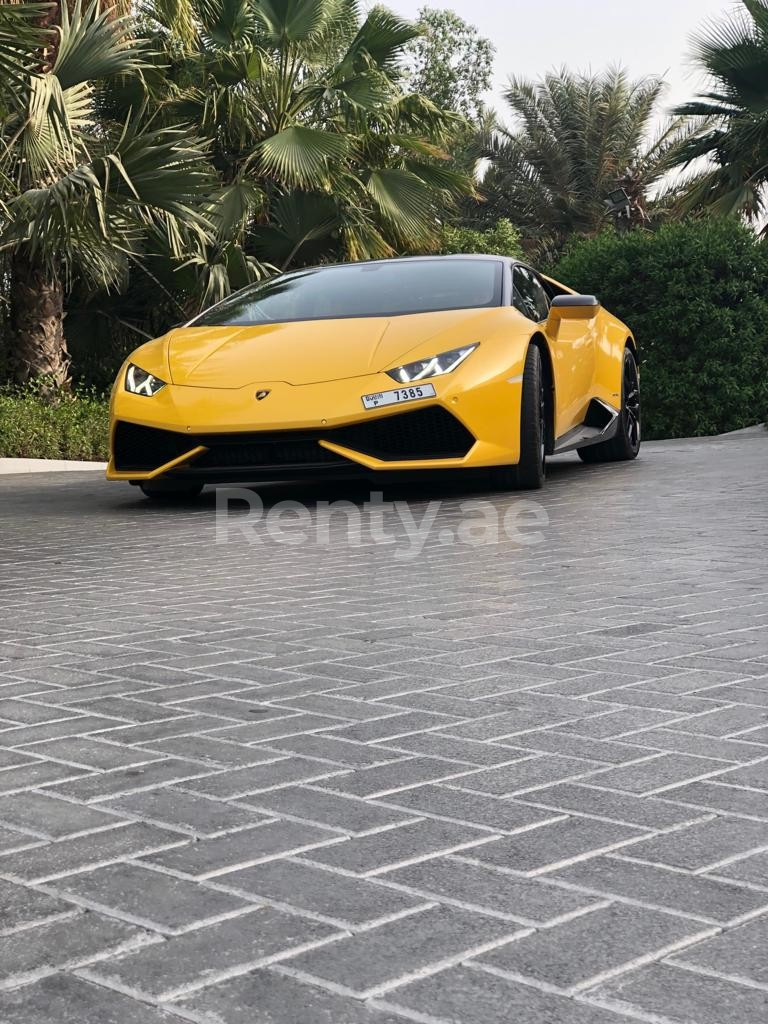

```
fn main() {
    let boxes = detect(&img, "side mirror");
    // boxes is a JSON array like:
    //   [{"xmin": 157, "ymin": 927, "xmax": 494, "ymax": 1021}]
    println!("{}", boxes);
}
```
[{"xmin": 549, "ymin": 294, "xmax": 600, "ymax": 321}]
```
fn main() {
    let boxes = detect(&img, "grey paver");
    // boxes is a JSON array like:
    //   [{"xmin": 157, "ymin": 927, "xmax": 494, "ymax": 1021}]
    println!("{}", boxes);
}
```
[
  {"xmin": 82, "ymin": 905, "xmax": 339, "ymax": 998},
  {"xmin": 285, "ymin": 905, "xmax": 524, "ymax": 996},
  {"xmin": 176, "ymin": 968, "xmax": 411, "ymax": 1023},
  {"xmin": 303, "ymin": 817, "xmax": 495, "ymax": 875},
  {"xmin": 101, "ymin": 788, "xmax": 269, "ymax": 836},
  {"xmin": 220, "ymin": 858, "xmax": 429, "ymax": 926},
  {"xmin": 379, "ymin": 783, "xmax": 564, "ymax": 832},
  {"xmin": 619, "ymin": 817, "xmax": 768, "ymax": 871},
  {"xmin": 553, "ymin": 855, "xmax": 768, "ymax": 923},
  {"xmin": 465, "ymin": 816, "xmax": 646, "ymax": 874},
  {"xmin": 0, "ymin": 879, "xmax": 74, "ymax": 934},
  {"xmin": 0, "ymin": 973, "xmax": 182, "ymax": 1023},
  {"xmin": 383, "ymin": 964, "xmax": 630, "ymax": 1023},
  {"xmin": 379, "ymin": 856, "xmax": 603, "ymax": 924},
  {"xmin": 0, "ymin": 911, "xmax": 155, "ymax": 987},
  {"xmin": 0, "ymin": 821, "xmax": 186, "ymax": 881},
  {"xmin": 475, "ymin": 902, "xmax": 712, "ymax": 990},
  {"xmin": 47, "ymin": 861, "xmax": 252, "ymax": 934},
  {"xmin": 141, "ymin": 819, "xmax": 342, "ymax": 878},
  {"xmin": 670, "ymin": 914, "xmax": 768, "ymax": 986},
  {"xmin": 241, "ymin": 785, "xmax": 415, "ymax": 834},
  {"xmin": 590, "ymin": 961, "xmax": 768, "ymax": 1024}
]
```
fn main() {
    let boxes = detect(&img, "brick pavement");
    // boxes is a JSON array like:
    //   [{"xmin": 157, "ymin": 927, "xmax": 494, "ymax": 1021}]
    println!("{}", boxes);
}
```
[{"xmin": 0, "ymin": 433, "xmax": 767, "ymax": 1023}]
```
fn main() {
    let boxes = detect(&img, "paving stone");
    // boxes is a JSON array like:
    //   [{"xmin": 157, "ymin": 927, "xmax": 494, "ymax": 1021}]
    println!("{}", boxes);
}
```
[
  {"xmin": 449, "ymin": 755, "xmax": 604, "ymax": 796},
  {"xmin": 285, "ymin": 905, "xmax": 523, "ymax": 996},
  {"xmin": 382, "ymin": 963, "xmax": 628, "ymax": 1024},
  {"xmin": 134, "ymin": 734, "xmax": 277, "ymax": 766},
  {"xmin": 304, "ymin": 818, "xmax": 495, "ymax": 875},
  {"xmin": 273, "ymin": 695, "xmax": 403, "ymax": 721},
  {"xmin": 0, "ymin": 699, "xmax": 80, "ymax": 725},
  {"xmin": 65, "ymin": 697, "xmax": 192, "ymax": 723},
  {"xmin": 220, "ymin": 859, "xmax": 428, "ymax": 927},
  {"xmin": 660, "ymin": 780, "xmax": 768, "ymax": 820},
  {"xmin": 19, "ymin": 737, "xmax": 164, "ymax": 771},
  {"xmin": 379, "ymin": 732, "xmax": 529, "ymax": 766},
  {"xmin": 211, "ymin": 713, "xmax": 345, "ymax": 743},
  {"xmin": 330, "ymin": 711, "xmax": 465, "ymax": 743},
  {"xmin": 262, "ymin": 733, "xmax": 406, "ymax": 767},
  {"xmin": 99, "ymin": 717, "xmax": 232, "ymax": 746},
  {"xmin": 143, "ymin": 819, "xmax": 342, "ymax": 877},
  {"xmin": 555, "ymin": 707, "xmax": 682, "ymax": 739},
  {"xmin": 0, "ymin": 821, "xmax": 186, "ymax": 882},
  {"xmin": 710, "ymin": 849, "xmax": 768, "ymax": 887},
  {"xmin": 0, "ymin": 791, "xmax": 120, "ymax": 838},
  {"xmin": 505, "ymin": 730, "xmax": 651, "ymax": 764},
  {"xmin": 380, "ymin": 692, "xmax": 513, "ymax": 719},
  {"xmin": 241, "ymin": 785, "xmax": 414, "ymax": 834},
  {"xmin": 619, "ymin": 728, "xmax": 768, "ymax": 763},
  {"xmin": 0, "ymin": 748, "xmax": 40, "ymax": 770},
  {"xmin": 379, "ymin": 856, "xmax": 603, "ymax": 924},
  {"xmin": 0, "ymin": 761, "xmax": 91, "ymax": 794},
  {"xmin": 48, "ymin": 759, "xmax": 217, "ymax": 802},
  {"xmin": 669, "ymin": 705, "xmax": 768, "ymax": 737},
  {"xmin": 48, "ymin": 862, "xmax": 252, "ymax": 934},
  {"xmin": 621, "ymin": 817, "xmax": 768, "ymax": 871},
  {"xmin": 0, "ymin": 973, "xmax": 182, "ymax": 1023},
  {"xmin": 590, "ymin": 961, "xmax": 768, "ymax": 1024},
  {"xmin": 83, "ymin": 905, "xmax": 339, "ymax": 999},
  {"xmin": 176, "ymin": 968, "xmax": 409, "ymax": 1024},
  {"xmin": 586, "ymin": 754, "xmax": 731, "ymax": 795},
  {"xmin": 475, "ymin": 902, "xmax": 712, "ymax": 991},
  {"xmin": 466, "ymin": 817, "xmax": 646, "ymax": 874},
  {"xmin": 519, "ymin": 782, "xmax": 705, "ymax": 829},
  {"xmin": 670, "ymin": 914, "xmax": 768, "ymax": 986},
  {"xmin": 319, "ymin": 756, "xmax": 479, "ymax": 797},
  {"xmin": 0, "ymin": 716, "xmax": 123, "ymax": 747},
  {"xmin": 553, "ymin": 855, "xmax": 768, "ymax": 923},
  {"xmin": 184, "ymin": 758, "xmax": 346, "ymax": 797},
  {"xmin": 379, "ymin": 783, "xmax": 564, "ymax": 833},
  {"xmin": 101, "ymin": 788, "xmax": 269, "ymax": 836},
  {"xmin": 705, "ymin": 759, "xmax": 768, "ymax": 792},
  {"xmin": 0, "ymin": 879, "xmax": 74, "ymax": 935},
  {"xmin": 0, "ymin": 911, "xmax": 155, "ymax": 988}
]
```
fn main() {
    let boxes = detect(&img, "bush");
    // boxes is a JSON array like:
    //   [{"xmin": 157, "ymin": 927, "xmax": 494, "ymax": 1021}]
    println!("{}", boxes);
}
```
[
  {"xmin": 439, "ymin": 218, "xmax": 524, "ymax": 258},
  {"xmin": 553, "ymin": 219, "xmax": 768, "ymax": 439},
  {"xmin": 0, "ymin": 386, "xmax": 109, "ymax": 461}
]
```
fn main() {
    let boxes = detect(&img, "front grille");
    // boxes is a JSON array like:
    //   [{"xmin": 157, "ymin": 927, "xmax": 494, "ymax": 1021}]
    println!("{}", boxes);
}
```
[
  {"xmin": 331, "ymin": 406, "xmax": 474, "ymax": 461},
  {"xmin": 113, "ymin": 421, "xmax": 197, "ymax": 472},
  {"xmin": 194, "ymin": 439, "xmax": 345, "ymax": 469},
  {"xmin": 112, "ymin": 405, "xmax": 475, "ymax": 474}
]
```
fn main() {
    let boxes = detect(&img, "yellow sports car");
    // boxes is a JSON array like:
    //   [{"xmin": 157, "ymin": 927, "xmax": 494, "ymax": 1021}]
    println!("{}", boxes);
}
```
[{"xmin": 108, "ymin": 255, "xmax": 640, "ymax": 499}]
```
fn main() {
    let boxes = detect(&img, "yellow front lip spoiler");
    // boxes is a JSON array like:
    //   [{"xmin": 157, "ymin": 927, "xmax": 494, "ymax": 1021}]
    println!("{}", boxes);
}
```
[{"xmin": 106, "ymin": 446, "xmax": 207, "ymax": 482}]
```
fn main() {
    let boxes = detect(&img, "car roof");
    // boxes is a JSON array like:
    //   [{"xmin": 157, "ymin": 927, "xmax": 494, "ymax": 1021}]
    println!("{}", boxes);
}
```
[{"xmin": 292, "ymin": 254, "xmax": 516, "ymax": 272}]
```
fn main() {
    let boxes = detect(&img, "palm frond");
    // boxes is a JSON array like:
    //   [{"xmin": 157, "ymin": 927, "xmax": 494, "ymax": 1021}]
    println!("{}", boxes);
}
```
[{"xmin": 255, "ymin": 125, "xmax": 349, "ymax": 187}]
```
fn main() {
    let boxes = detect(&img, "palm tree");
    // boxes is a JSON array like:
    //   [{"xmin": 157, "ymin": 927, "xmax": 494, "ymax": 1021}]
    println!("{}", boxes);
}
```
[
  {"xmin": 0, "ymin": 0, "xmax": 213, "ymax": 387},
  {"xmin": 126, "ymin": 0, "xmax": 473, "ymax": 306},
  {"xmin": 478, "ymin": 67, "xmax": 692, "ymax": 254},
  {"xmin": 672, "ymin": 0, "xmax": 768, "ymax": 227}
]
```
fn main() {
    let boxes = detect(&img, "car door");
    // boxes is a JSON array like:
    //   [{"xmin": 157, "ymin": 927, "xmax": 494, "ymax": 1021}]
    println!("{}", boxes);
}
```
[{"xmin": 518, "ymin": 267, "xmax": 596, "ymax": 436}]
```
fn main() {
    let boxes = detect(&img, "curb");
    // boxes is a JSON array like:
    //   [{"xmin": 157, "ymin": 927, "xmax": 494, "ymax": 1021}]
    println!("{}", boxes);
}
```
[{"xmin": 0, "ymin": 458, "xmax": 107, "ymax": 474}]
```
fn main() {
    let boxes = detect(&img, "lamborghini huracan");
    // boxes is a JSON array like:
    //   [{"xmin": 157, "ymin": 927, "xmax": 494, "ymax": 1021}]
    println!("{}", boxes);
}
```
[{"xmin": 108, "ymin": 255, "xmax": 641, "ymax": 499}]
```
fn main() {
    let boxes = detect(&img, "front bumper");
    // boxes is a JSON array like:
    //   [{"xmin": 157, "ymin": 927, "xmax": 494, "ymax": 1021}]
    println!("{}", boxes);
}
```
[{"xmin": 107, "ymin": 370, "xmax": 523, "ymax": 483}]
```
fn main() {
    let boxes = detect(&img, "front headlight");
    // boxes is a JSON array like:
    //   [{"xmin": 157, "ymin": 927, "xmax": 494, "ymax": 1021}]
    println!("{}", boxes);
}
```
[
  {"xmin": 125, "ymin": 364, "xmax": 167, "ymax": 396},
  {"xmin": 386, "ymin": 345, "xmax": 478, "ymax": 384}
]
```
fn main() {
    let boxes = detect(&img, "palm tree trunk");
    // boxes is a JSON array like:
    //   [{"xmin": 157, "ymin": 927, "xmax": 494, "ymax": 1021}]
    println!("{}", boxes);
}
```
[{"xmin": 10, "ymin": 256, "xmax": 71, "ymax": 389}]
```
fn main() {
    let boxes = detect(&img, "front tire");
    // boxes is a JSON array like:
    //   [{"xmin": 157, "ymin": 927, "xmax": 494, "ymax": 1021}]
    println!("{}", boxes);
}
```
[
  {"xmin": 493, "ymin": 343, "xmax": 546, "ymax": 490},
  {"xmin": 139, "ymin": 481, "xmax": 203, "ymax": 502},
  {"xmin": 578, "ymin": 347, "xmax": 641, "ymax": 464}
]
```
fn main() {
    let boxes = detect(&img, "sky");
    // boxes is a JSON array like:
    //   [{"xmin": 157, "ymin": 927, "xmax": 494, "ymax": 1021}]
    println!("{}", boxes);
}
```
[{"xmin": 376, "ymin": 0, "xmax": 737, "ymax": 123}]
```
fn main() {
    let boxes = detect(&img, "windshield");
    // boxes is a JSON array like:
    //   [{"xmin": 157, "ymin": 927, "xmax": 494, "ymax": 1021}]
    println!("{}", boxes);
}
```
[{"xmin": 190, "ymin": 260, "xmax": 503, "ymax": 326}]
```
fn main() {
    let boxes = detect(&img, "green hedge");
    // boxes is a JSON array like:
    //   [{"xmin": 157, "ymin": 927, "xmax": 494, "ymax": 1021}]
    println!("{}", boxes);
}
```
[
  {"xmin": 0, "ymin": 388, "xmax": 109, "ymax": 461},
  {"xmin": 553, "ymin": 219, "xmax": 768, "ymax": 439}
]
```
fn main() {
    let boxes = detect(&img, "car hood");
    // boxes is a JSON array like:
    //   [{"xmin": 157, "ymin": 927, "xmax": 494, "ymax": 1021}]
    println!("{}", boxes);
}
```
[{"xmin": 166, "ymin": 308, "xmax": 499, "ymax": 387}]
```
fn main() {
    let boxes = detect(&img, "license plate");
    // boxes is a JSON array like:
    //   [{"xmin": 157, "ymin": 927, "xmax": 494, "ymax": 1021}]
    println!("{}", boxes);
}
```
[{"xmin": 362, "ymin": 384, "xmax": 436, "ymax": 410}]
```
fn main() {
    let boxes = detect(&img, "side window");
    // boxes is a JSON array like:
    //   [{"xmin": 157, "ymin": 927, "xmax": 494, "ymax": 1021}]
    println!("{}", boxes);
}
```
[{"xmin": 513, "ymin": 267, "xmax": 550, "ymax": 323}]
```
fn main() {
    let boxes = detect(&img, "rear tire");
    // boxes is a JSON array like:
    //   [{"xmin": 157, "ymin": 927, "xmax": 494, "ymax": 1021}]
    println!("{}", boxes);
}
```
[
  {"xmin": 139, "ymin": 481, "xmax": 203, "ymax": 502},
  {"xmin": 493, "ymin": 343, "xmax": 546, "ymax": 490},
  {"xmin": 578, "ymin": 347, "xmax": 641, "ymax": 464}
]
